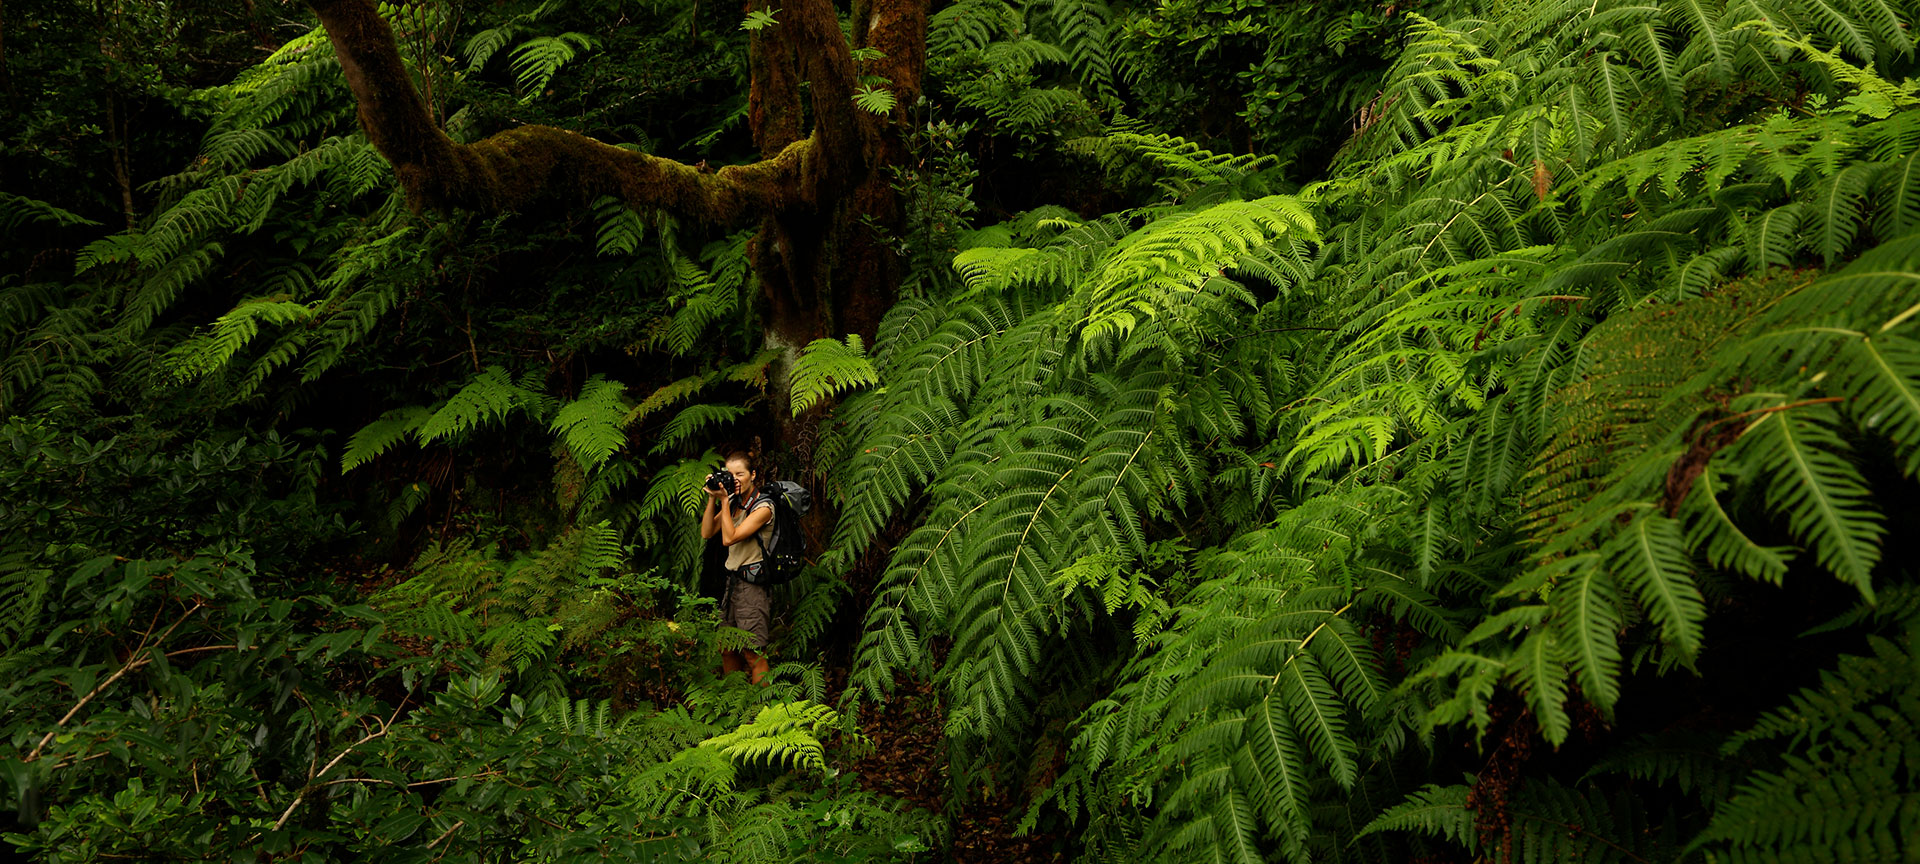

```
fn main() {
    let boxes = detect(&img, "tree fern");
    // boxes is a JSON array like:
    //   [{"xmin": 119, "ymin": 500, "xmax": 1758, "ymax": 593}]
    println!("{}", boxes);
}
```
[
  {"xmin": 1806, "ymin": 161, "xmax": 1878, "ymax": 265},
  {"xmin": 480, "ymin": 617, "xmax": 562, "ymax": 673},
  {"xmin": 0, "ymin": 193, "xmax": 102, "ymax": 231},
  {"xmin": 165, "ymin": 299, "xmax": 314, "ymax": 382},
  {"xmin": 1038, "ymin": 0, "xmax": 1120, "ymax": 102},
  {"xmin": 1603, "ymin": 511, "xmax": 1704, "ymax": 661},
  {"xmin": 0, "ymin": 557, "xmax": 51, "ymax": 652},
  {"xmin": 1075, "ymin": 195, "xmax": 1317, "ymax": 356},
  {"xmin": 928, "ymin": 0, "xmax": 1019, "ymax": 58},
  {"xmin": 815, "ymin": 1, "xmax": 1920, "ymax": 860},
  {"xmin": 654, "ymin": 246, "xmax": 746, "ymax": 356},
  {"xmin": 592, "ymin": 195, "xmax": 650, "ymax": 256},
  {"xmin": 1679, "ymin": 468, "xmax": 1795, "ymax": 584},
  {"xmin": 1358, "ymin": 784, "xmax": 1478, "ymax": 851},
  {"xmin": 650, "ymin": 403, "xmax": 748, "ymax": 454}
]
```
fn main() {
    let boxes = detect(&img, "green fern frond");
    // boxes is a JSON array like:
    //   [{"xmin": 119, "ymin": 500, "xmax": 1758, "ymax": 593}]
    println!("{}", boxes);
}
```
[
  {"xmin": 1506, "ymin": 778, "xmax": 1668, "ymax": 864},
  {"xmin": 0, "ymin": 558, "xmax": 51, "ymax": 652},
  {"xmin": 1680, "ymin": 468, "xmax": 1794, "ymax": 584},
  {"xmin": 1602, "ymin": 511, "xmax": 1704, "ymax": 661},
  {"xmin": 1804, "ymin": 161, "xmax": 1877, "ymax": 265},
  {"xmin": 165, "ymin": 298, "xmax": 313, "ymax": 382},
  {"xmin": 549, "ymin": 375, "xmax": 631, "ymax": 471},
  {"xmin": 1696, "ymin": 632, "xmax": 1919, "ymax": 863},
  {"xmin": 650, "ymin": 403, "xmax": 747, "ymax": 455},
  {"xmin": 479, "ymin": 617, "xmax": 560, "ymax": 673},
  {"xmin": 698, "ymin": 701, "xmax": 852, "ymax": 775},
  {"xmin": 1358, "ymin": 783, "xmax": 1478, "ymax": 851},
  {"xmin": 0, "ymin": 192, "xmax": 102, "ymax": 231},
  {"xmin": 629, "ymin": 371, "xmax": 722, "ymax": 429},
  {"xmin": 1873, "ymin": 151, "xmax": 1920, "ymax": 238},
  {"xmin": 1077, "ymin": 196, "xmax": 1317, "ymax": 353},
  {"xmin": 417, "ymin": 366, "xmax": 545, "ymax": 444},
  {"xmin": 929, "ymin": 0, "xmax": 1021, "ymax": 57},
  {"xmin": 1546, "ymin": 553, "xmax": 1626, "ymax": 714},
  {"xmin": 654, "ymin": 251, "xmax": 742, "ymax": 356},
  {"xmin": 1586, "ymin": 732, "xmax": 1743, "ymax": 804},
  {"xmin": 463, "ymin": 23, "xmax": 521, "ymax": 72},
  {"xmin": 1726, "ymin": 403, "xmax": 1882, "ymax": 600},
  {"xmin": 789, "ymin": 334, "xmax": 881, "ymax": 415},
  {"xmin": 508, "ymin": 33, "xmax": 597, "ymax": 98},
  {"xmin": 592, "ymin": 195, "xmax": 649, "ymax": 256},
  {"xmin": 342, "ymin": 406, "xmax": 432, "ymax": 472},
  {"xmin": 1042, "ymin": 0, "xmax": 1119, "ymax": 100}
]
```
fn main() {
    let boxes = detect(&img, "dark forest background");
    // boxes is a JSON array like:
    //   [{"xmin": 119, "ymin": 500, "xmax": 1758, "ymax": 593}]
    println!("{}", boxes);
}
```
[{"xmin": 3, "ymin": 0, "xmax": 1918, "ymax": 861}]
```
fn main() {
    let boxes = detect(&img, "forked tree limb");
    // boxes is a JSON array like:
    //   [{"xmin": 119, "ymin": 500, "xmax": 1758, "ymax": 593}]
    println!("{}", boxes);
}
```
[{"xmin": 305, "ymin": 0, "xmax": 868, "ymax": 221}]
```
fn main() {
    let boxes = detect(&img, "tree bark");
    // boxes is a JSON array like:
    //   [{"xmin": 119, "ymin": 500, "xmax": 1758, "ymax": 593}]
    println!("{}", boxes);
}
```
[
  {"xmin": 842, "ymin": 0, "xmax": 927, "ymax": 337},
  {"xmin": 107, "ymin": 94, "xmax": 135, "ymax": 230}
]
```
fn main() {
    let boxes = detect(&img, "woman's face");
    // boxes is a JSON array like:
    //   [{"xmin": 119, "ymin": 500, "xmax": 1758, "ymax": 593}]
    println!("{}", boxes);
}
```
[{"xmin": 725, "ymin": 459, "xmax": 755, "ymax": 493}]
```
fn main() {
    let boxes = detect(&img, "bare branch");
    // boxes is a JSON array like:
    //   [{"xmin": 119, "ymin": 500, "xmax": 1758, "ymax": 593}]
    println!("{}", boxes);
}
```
[
  {"xmin": 427, "ymin": 819, "xmax": 464, "ymax": 849},
  {"xmin": 27, "ymin": 601, "xmax": 206, "ymax": 762},
  {"xmin": 271, "ymin": 691, "xmax": 412, "ymax": 831},
  {"xmin": 272, "ymin": 725, "xmax": 387, "ymax": 830}
]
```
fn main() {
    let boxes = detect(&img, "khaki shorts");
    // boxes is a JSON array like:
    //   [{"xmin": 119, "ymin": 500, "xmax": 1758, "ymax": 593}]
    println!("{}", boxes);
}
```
[{"xmin": 722, "ymin": 574, "xmax": 770, "ymax": 648}]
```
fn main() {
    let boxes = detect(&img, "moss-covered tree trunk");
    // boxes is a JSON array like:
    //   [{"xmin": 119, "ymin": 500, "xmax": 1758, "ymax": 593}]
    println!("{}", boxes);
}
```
[{"xmin": 305, "ymin": 0, "xmax": 926, "ymax": 350}]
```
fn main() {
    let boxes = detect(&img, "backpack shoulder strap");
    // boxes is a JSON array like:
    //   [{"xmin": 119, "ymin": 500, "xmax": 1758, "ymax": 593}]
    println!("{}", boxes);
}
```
[{"xmin": 753, "ymin": 490, "xmax": 778, "ymax": 546}]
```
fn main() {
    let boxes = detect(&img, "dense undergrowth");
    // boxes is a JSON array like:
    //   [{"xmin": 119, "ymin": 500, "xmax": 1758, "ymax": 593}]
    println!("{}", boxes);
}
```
[{"xmin": 4, "ymin": 0, "xmax": 1918, "ymax": 861}]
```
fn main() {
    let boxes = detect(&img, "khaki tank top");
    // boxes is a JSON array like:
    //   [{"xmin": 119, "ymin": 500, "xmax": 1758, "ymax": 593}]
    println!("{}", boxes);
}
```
[{"xmin": 723, "ymin": 494, "xmax": 774, "ymax": 571}]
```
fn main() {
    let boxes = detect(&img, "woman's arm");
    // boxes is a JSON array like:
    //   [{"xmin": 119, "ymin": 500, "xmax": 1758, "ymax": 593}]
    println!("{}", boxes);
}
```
[
  {"xmin": 717, "ymin": 497, "xmax": 774, "ymax": 546},
  {"xmin": 699, "ymin": 490, "xmax": 722, "ymax": 539}
]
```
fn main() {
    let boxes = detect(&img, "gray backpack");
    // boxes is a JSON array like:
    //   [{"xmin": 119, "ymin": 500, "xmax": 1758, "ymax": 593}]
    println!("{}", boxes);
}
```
[{"xmin": 742, "ymin": 480, "xmax": 811, "ymax": 586}]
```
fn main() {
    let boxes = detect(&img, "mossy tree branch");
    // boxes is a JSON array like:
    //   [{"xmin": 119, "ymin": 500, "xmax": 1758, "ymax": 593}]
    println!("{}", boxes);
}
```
[
  {"xmin": 306, "ymin": 0, "xmax": 837, "ymax": 223},
  {"xmin": 305, "ymin": 0, "xmax": 928, "ymax": 349}
]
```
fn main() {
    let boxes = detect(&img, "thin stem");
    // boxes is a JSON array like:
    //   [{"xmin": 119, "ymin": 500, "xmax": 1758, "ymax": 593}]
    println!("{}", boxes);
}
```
[
  {"xmin": 1707, "ymin": 397, "xmax": 1845, "ymax": 440},
  {"xmin": 272, "ymin": 692, "xmax": 411, "ymax": 831},
  {"xmin": 27, "ymin": 601, "xmax": 205, "ymax": 762},
  {"xmin": 427, "ymin": 819, "xmax": 465, "ymax": 849}
]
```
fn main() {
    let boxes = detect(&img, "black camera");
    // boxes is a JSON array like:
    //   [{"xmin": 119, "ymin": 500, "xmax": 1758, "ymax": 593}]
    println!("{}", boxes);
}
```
[{"xmin": 705, "ymin": 469, "xmax": 738, "ymax": 495}]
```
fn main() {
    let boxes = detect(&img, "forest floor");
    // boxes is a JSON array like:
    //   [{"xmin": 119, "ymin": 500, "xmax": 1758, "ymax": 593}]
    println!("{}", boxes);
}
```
[{"xmin": 847, "ymin": 675, "xmax": 1064, "ymax": 863}]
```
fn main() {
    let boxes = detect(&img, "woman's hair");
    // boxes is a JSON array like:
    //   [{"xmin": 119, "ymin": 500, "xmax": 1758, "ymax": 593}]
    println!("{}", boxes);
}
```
[{"xmin": 723, "ymin": 450, "xmax": 757, "ymax": 476}]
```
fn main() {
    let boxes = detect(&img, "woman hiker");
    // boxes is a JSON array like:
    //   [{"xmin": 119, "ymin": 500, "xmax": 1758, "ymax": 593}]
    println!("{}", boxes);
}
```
[{"xmin": 699, "ymin": 451, "xmax": 773, "ymax": 684}]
